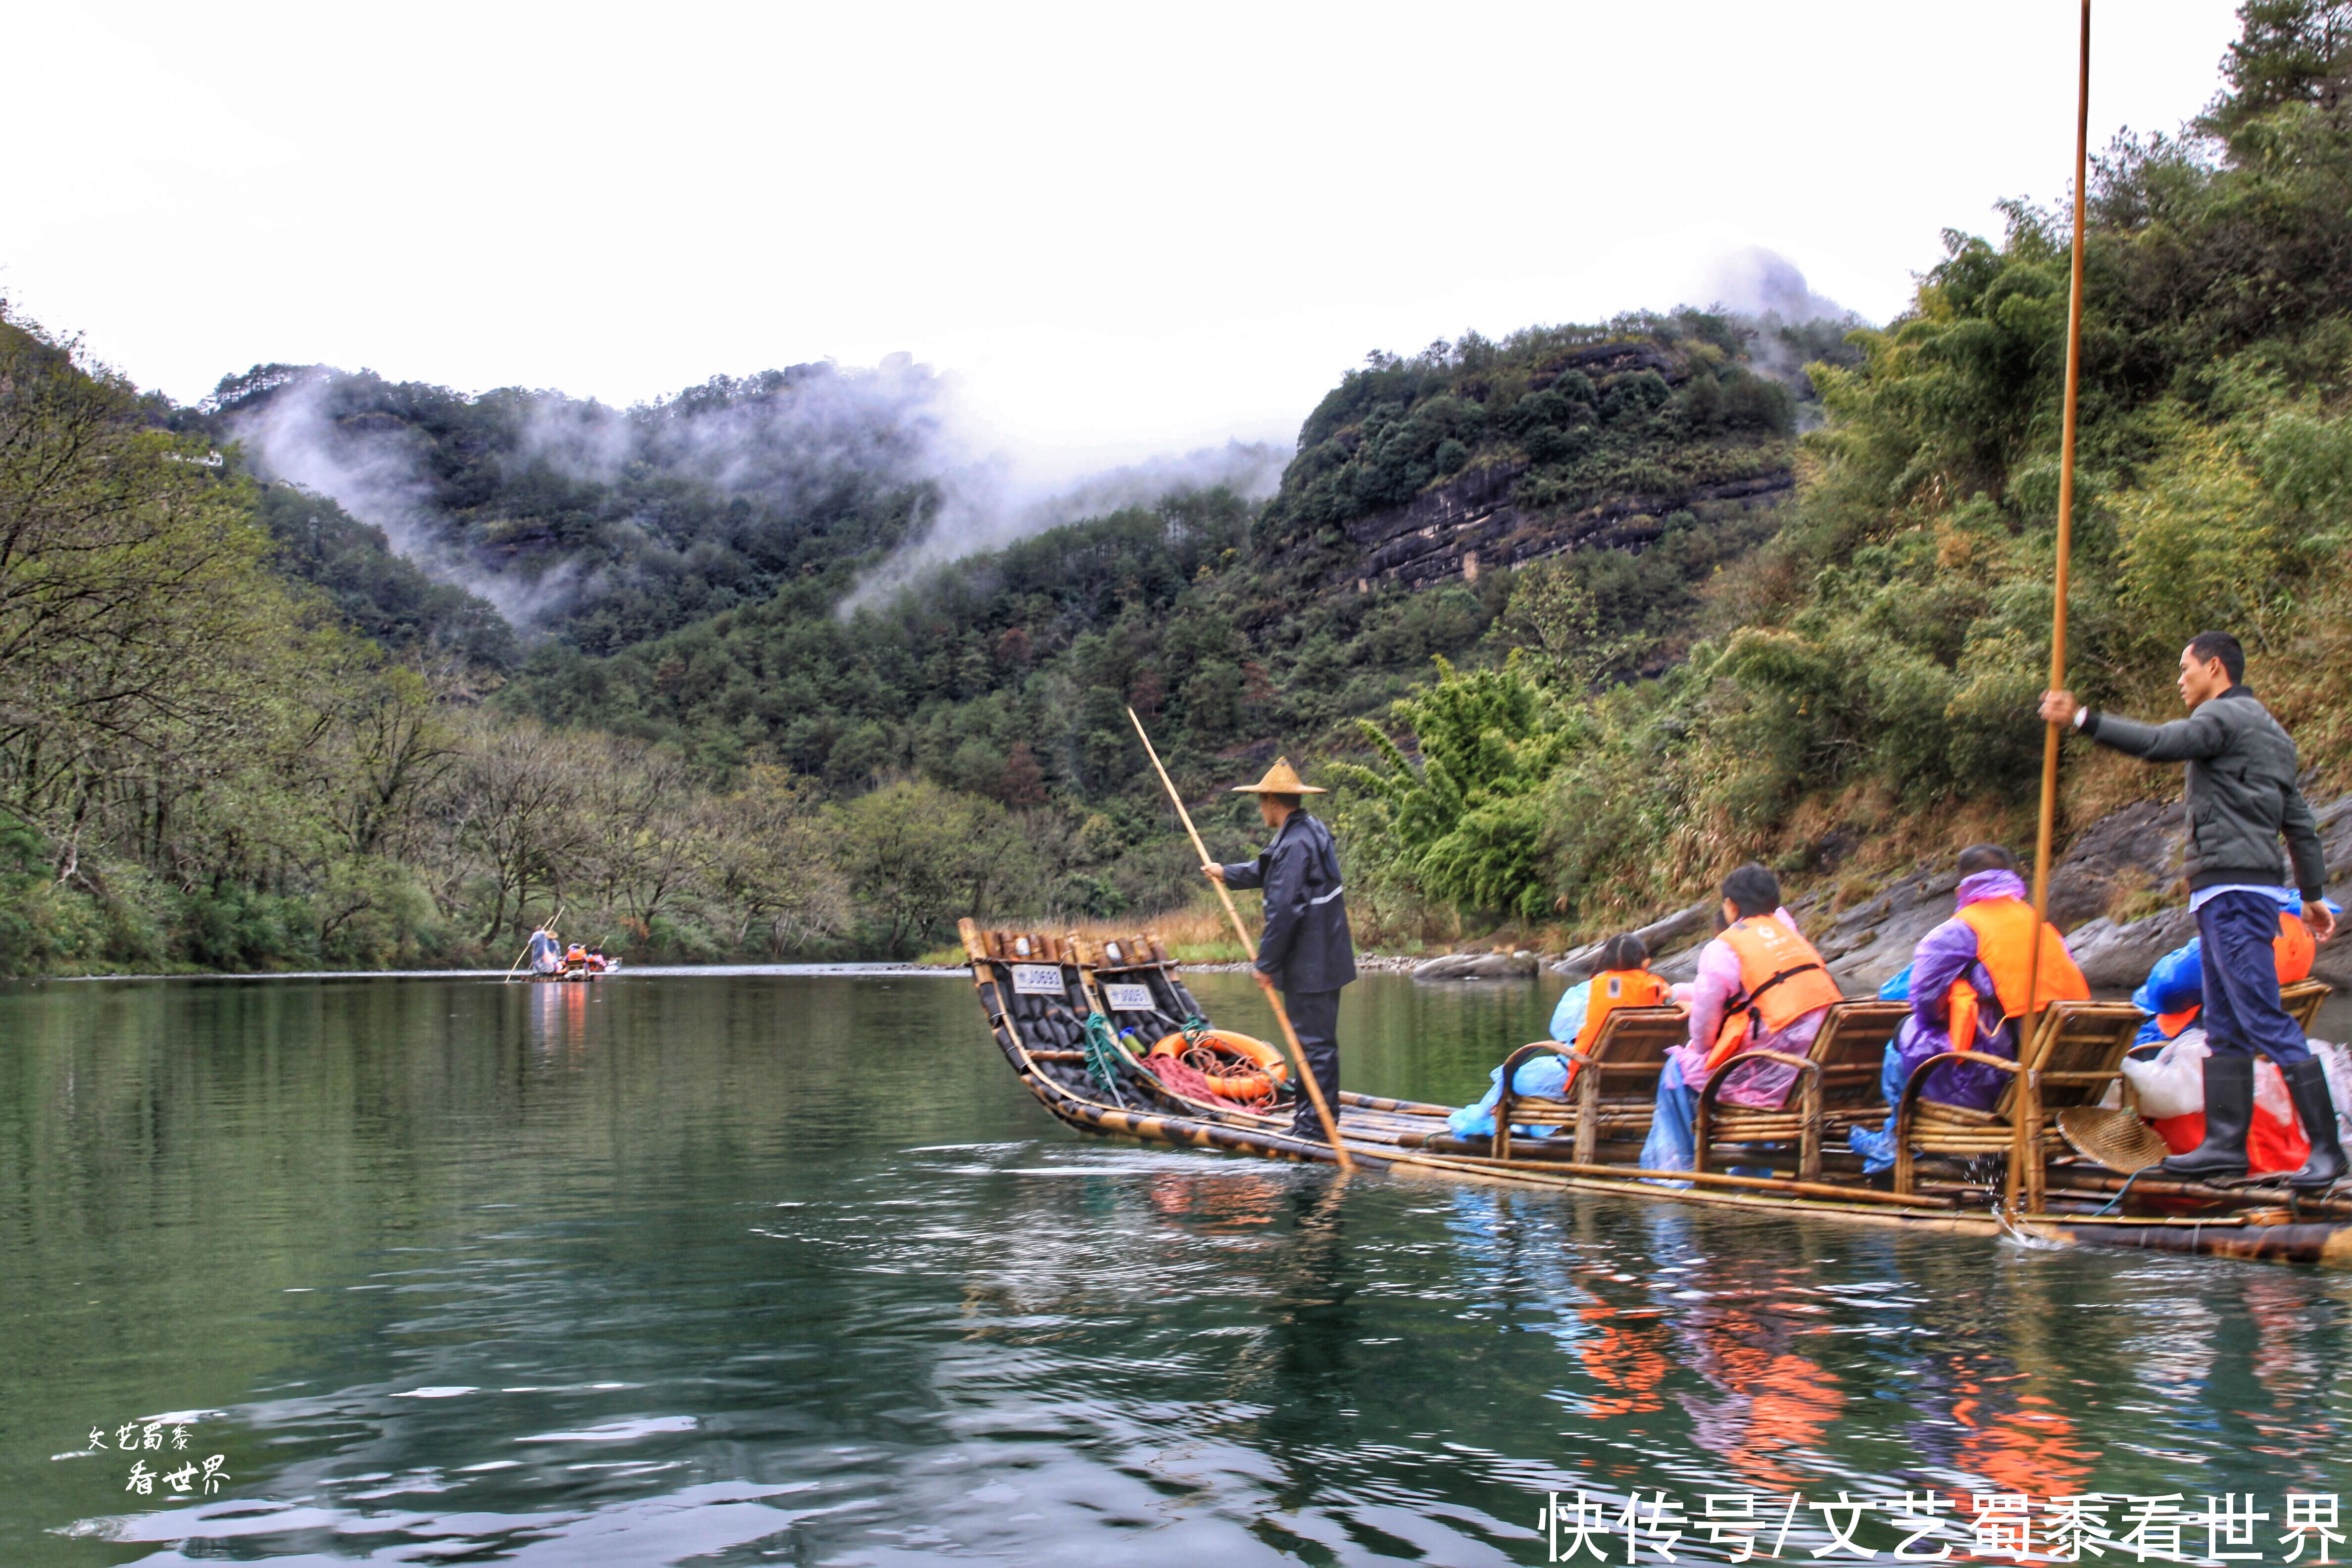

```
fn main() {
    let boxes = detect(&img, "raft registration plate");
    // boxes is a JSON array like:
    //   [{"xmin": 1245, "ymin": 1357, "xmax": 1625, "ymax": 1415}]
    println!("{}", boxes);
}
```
[
  {"xmin": 1010, "ymin": 964, "xmax": 1064, "ymax": 995},
  {"xmin": 1103, "ymin": 983, "xmax": 1153, "ymax": 1012}
]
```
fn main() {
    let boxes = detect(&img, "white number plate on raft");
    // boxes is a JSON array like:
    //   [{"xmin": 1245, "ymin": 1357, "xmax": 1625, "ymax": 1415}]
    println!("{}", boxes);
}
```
[
  {"xmin": 1103, "ymin": 983, "xmax": 1153, "ymax": 1012},
  {"xmin": 1010, "ymin": 964, "xmax": 1064, "ymax": 996}
]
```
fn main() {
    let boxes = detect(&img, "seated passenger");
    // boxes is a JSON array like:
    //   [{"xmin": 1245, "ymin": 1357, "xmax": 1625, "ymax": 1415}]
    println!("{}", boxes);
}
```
[
  {"xmin": 1447, "ymin": 934, "xmax": 1665, "ymax": 1139},
  {"xmin": 564, "ymin": 943, "xmax": 589, "ymax": 970},
  {"xmin": 1851, "ymin": 844, "xmax": 2088, "ymax": 1174},
  {"xmin": 1640, "ymin": 864, "xmax": 1841, "ymax": 1173}
]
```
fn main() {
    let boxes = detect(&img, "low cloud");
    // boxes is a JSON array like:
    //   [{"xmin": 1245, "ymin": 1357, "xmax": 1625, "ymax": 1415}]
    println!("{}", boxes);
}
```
[
  {"xmin": 1699, "ymin": 246, "xmax": 1854, "ymax": 324},
  {"xmin": 230, "ymin": 373, "xmax": 580, "ymax": 624},
  {"xmin": 229, "ymin": 353, "xmax": 1283, "ymax": 634},
  {"xmin": 841, "ymin": 438, "xmax": 1283, "ymax": 613}
]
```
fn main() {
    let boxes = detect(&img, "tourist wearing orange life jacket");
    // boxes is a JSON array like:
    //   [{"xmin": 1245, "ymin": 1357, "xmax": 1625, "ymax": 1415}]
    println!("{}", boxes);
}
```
[
  {"xmin": 1849, "ymin": 844, "xmax": 2088, "ymax": 1175},
  {"xmin": 1639, "ymin": 863, "xmax": 1841, "ymax": 1173},
  {"xmin": 1574, "ymin": 934, "xmax": 1673, "ymax": 1056},
  {"xmin": 1444, "ymin": 933, "xmax": 1664, "ymax": 1140}
]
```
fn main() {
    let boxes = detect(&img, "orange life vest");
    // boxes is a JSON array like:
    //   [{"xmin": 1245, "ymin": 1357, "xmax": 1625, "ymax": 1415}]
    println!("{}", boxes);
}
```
[
  {"xmin": 1708, "ymin": 917, "xmax": 1843, "ymax": 1068},
  {"xmin": 1576, "ymin": 967, "xmax": 1672, "ymax": 1053},
  {"xmin": 1945, "ymin": 897, "xmax": 2091, "ymax": 1048},
  {"xmin": 2154, "ymin": 910, "xmax": 2315, "ymax": 1039}
]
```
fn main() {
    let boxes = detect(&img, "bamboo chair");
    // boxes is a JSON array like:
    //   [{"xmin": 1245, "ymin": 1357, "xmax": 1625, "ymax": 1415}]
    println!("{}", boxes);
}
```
[
  {"xmin": 1491, "ymin": 1006, "xmax": 1688, "ymax": 1163},
  {"xmin": 2283, "ymin": 978, "xmax": 2332, "ymax": 1035},
  {"xmin": 1891, "ymin": 1000, "xmax": 2145, "ymax": 1211},
  {"xmin": 1693, "ymin": 1000, "xmax": 1909, "ymax": 1181}
]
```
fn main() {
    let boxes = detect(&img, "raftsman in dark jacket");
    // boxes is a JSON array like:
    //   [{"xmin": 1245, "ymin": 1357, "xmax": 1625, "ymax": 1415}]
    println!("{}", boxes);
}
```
[
  {"xmin": 1220, "ymin": 811, "xmax": 1358, "ymax": 993},
  {"xmin": 2080, "ymin": 686, "xmax": 2327, "ymax": 899}
]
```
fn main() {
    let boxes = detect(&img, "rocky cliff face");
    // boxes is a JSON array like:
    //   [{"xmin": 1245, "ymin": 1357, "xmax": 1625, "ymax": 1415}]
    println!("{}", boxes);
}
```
[{"xmin": 1341, "ymin": 461, "xmax": 1793, "ymax": 592}]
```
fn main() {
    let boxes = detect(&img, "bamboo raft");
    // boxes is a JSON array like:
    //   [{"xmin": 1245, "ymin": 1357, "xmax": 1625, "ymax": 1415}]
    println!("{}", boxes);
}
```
[{"xmin": 958, "ymin": 920, "xmax": 2352, "ymax": 1268}]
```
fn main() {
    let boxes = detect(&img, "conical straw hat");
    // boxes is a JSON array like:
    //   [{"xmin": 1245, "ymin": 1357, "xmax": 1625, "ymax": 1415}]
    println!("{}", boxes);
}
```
[{"xmin": 1230, "ymin": 756, "xmax": 1325, "ymax": 794}]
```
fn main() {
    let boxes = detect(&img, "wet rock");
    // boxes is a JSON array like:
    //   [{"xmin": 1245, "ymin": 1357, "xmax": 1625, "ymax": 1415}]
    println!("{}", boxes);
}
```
[
  {"xmin": 1651, "ymin": 945, "xmax": 1705, "ymax": 985},
  {"xmin": 1413, "ymin": 951, "xmax": 1540, "ymax": 982},
  {"xmin": 1822, "ymin": 898, "xmax": 1955, "ymax": 994},
  {"xmin": 1813, "ymin": 829, "xmax": 1862, "ymax": 873},
  {"xmin": 2064, "ymin": 907, "xmax": 2199, "ymax": 990},
  {"xmin": 2046, "ymin": 800, "xmax": 2186, "ymax": 928},
  {"xmin": 1549, "ymin": 900, "xmax": 1711, "ymax": 983}
]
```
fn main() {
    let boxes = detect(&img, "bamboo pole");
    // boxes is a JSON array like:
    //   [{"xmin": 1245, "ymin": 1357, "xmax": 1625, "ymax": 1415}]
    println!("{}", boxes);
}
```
[
  {"xmin": 1127, "ymin": 707, "xmax": 1354, "ymax": 1170},
  {"xmin": 2029, "ymin": 0, "xmax": 2094, "ymax": 1016}
]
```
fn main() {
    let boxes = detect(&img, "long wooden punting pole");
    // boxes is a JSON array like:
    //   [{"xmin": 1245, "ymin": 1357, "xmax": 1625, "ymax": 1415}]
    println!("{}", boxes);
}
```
[
  {"xmin": 1127, "ymin": 707, "xmax": 1355, "ymax": 1169},
  {"xmin": 2031, "ymin": 0, "xmax": 2094, "ymax": 1002}
]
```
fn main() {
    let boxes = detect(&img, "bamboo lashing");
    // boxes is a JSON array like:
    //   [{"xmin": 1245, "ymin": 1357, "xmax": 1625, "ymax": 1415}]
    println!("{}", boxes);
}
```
[
  {"xmin": 2028, "ymin": 0, "xmax": 2094, "ymax": 1024},
  {"xmin": 1127, "ymin": 707, "xmax": 1354, "ymax": 1169}
]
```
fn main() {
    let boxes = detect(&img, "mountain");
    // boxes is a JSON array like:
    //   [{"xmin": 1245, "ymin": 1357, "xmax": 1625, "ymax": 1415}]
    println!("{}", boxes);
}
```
[{"xmin": 5, "ymin": 0, "xmax": 2346, "ymax": 973}]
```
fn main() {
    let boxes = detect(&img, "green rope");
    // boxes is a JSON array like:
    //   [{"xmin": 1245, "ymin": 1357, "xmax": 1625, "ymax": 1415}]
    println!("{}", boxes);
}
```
[
  {"xmin": 1082, "ymin": 1012, "xmax": 1129, "ymax": 1105},
  {"xmin": 1181, "ymin": 1013, "xmax": 1211, "ymax": 1052}
]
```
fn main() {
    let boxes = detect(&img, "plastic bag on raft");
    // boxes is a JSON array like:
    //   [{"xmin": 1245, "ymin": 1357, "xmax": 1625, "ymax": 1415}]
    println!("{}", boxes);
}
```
[
  {"xmin": 2119, "ymin": 1027, "xmax": 2311, "ymax": 1173},
  {"xmin": 2317, "ymin": 1040, "xmax": 2352, "ymax": 1145},
  {"xmin": 1447, "ymin": 1053, "xmax": 1572, "ymax": 1139}
]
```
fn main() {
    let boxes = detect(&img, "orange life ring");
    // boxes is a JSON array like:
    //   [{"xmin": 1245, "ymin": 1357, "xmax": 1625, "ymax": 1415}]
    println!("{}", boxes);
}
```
[{"xmin": 1148, "ymin": 1029, "xmax": 1288, "ymax": 1100}]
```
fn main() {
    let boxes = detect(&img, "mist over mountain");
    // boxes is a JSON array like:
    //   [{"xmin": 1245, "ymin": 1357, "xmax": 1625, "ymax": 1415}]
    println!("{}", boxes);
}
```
[{"xmin": 196, "ymin": 356, "xmax": 1283, "ymax": 656}]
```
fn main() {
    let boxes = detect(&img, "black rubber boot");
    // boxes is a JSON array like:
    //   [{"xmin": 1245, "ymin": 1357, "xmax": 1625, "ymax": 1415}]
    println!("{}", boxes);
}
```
[
  {"xmin": 2283, "ymin": 1058, "xmax": 2348, "ymax": 1191},
  {"xmin": 2159, "ymin": 1053, "xmax": 2254, "ymax": 1180}
]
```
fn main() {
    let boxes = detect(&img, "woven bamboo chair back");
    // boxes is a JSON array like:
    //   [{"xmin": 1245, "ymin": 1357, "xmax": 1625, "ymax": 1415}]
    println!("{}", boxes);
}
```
[
  {"xmin": 1810, "ymin": 1000, "xmax": 1909, "ymax": 1111},
  {"xmin": 1584, "ymin": 1005, "xmax": 1688, "ymax": 1080},
  {"xmin": 1503, "ymin": 1006, "xmax": 1686, "ymax": 1129},
  {"xmin": 2283, "ymin": 978, "xmax": 2331, "ymax": 1035},
  {"xmin": 1996, "ymin": 1000, "xmax": 2146, "ymax": 1116}
]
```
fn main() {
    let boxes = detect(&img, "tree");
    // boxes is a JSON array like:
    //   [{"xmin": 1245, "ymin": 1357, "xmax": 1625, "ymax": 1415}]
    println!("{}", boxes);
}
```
[
  {"xmin": 1326, "ymin": 656, "xmax": 1573, "ymax": 920},
  {"xmin": 832, "ymin": 780, "xmax": 1032, "ymax": 956},
  {"xmin": 0, "ymin": 310, "xmax": 306, "ymax": 883}
]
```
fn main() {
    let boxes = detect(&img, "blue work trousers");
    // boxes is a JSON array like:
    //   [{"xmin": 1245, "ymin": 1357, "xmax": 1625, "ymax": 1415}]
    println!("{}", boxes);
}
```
[{"xmin": 2197, "ymin": 891, "xmax": 2311, "ymax": 1067}]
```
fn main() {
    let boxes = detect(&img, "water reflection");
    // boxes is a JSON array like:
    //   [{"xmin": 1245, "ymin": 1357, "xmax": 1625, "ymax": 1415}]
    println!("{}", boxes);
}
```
[{"xmin": 0, "ymin": 971, "xmax": 2346, "ymax": 1566}]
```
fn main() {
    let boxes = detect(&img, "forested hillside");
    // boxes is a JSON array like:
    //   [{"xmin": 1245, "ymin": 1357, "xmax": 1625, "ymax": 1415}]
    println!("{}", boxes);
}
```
[
  {"xmin": 1327, "ymin": 0, "xmax": 2352, "ymax": 936},
  {"xmin": 2, "ymin": 0, "xmax": 2344, "ymax": 974}
]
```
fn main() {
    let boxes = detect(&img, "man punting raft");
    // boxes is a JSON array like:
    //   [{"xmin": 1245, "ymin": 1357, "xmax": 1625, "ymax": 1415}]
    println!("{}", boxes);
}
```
[
  {"xmin": 2044, "ymin": 629, "xmax": 2345, "ymax": 1188},
  {"xmin": 1203, "ymin": 758, "xmax": 1357, "ymax": 1143}
]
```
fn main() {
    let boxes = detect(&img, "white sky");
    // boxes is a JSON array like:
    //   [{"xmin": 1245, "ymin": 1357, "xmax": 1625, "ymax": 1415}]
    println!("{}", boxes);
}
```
[{"xmin": 4, "ymin": 0, "xmax": 2245, "ymax": 479}]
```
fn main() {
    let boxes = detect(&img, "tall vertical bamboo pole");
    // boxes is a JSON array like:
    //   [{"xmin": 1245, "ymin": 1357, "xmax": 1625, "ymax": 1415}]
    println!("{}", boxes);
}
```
[
  {"xmin": 1127, "ymin": 708, "xmax": 1355, "ymax": 1170},
  {"xmin": 2030, "ymin": 0, "xmax": 2094, "ymax": 1013}
]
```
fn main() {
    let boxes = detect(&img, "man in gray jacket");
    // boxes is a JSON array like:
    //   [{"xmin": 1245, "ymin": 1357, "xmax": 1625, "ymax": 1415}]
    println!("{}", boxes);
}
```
[
  {"xmin": 2043, "ymin": 631, "xmax": 2343, "ymax": 1187},
  {"xmin": 1206, "ymin": 757, "xmax": 1358, "ymax": 1141}
]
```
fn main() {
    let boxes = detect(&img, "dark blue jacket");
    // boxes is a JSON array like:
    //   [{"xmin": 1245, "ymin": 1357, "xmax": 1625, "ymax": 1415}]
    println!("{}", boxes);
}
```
[{"xmin": 1222, "ymin": 811, "xmax": 1357, "ymax": 993}]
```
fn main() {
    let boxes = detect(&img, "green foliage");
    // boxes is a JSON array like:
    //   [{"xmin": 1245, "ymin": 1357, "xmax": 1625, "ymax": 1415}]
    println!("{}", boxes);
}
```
[
  {"xmin": 1257, "ymin": 317, "xmax": 1805, "ymax": 552},
  {"xmin": 1486, "ymin": 0, "xmax": 2352, "ymax": 928},
  {"xmin": 1327, "ymin": 657, "xmax": 1573, "ymax": 920},
  {"xmin": 831, "ymin": 779, "xmax": 1033, "ymax": 956},
  {"xmin": 257, "ymin": 485, "xmax": 513, "ymax": 666}
]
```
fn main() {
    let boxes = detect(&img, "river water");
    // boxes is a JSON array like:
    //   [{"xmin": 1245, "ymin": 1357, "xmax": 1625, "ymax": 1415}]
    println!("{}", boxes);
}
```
[{"xmin": 3, "ymin": 969, "xmax": 2348, "ymax": 1566}]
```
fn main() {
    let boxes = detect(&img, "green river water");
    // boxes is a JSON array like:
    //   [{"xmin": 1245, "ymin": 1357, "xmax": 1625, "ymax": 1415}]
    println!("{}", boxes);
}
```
[{"xmin": 1, "ymin": 968, "xmax": 2348, "ymax": 1565}]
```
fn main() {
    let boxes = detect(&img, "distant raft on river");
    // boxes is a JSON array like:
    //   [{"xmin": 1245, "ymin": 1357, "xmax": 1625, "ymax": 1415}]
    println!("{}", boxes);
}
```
[{"xmin": 958, "ymin": 920, "xmax": 2352, "ymax": 1268}]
